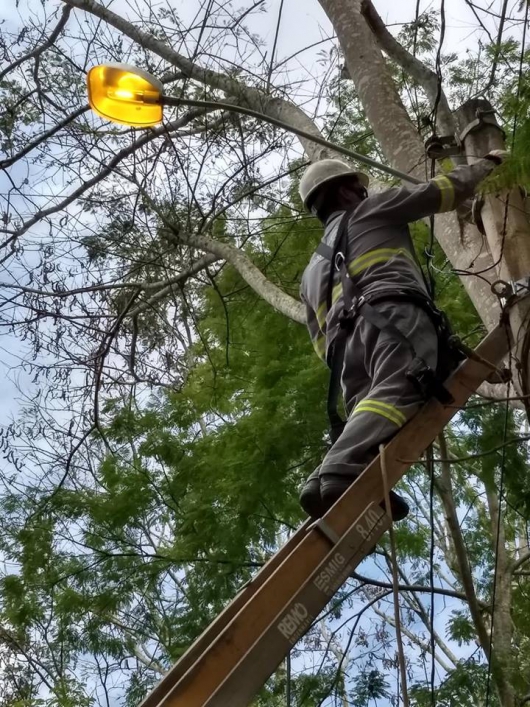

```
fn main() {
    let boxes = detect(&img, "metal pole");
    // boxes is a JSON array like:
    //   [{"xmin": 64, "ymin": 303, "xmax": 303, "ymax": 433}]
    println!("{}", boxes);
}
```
[
  {"xmin": 455, "ymin": 97, "xmax": 530, "ymax": 405},
  {"xmin": 160, "ymin": 95, "xmax": 423, "ymax": 185}
]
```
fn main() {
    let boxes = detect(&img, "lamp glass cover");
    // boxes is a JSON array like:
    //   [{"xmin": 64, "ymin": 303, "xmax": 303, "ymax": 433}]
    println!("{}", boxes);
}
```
[{"xmin": 87, "ymin": 64, "xmax": 163, "ymax": 126}]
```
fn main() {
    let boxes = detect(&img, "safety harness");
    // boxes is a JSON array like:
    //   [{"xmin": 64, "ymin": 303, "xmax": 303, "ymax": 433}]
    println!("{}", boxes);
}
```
[{"xmin": 317, "ymin": 209, "xmax": 465, "ymax": 444}]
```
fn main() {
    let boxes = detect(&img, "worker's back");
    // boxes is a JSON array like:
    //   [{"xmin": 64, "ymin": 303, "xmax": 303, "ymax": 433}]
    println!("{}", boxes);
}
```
[{"xmin": 301, "ymin": 184, "xmax": 435, "ymax": 363}]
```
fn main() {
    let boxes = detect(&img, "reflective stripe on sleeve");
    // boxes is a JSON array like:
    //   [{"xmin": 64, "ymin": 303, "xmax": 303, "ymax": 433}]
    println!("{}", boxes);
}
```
[
  {"xmin": 431, "ymin": 175, "xmax": 455, "ymax": 212},
  {"xmin": 350, "ymin": 399, "xmax": 407, "ymax": 427}
]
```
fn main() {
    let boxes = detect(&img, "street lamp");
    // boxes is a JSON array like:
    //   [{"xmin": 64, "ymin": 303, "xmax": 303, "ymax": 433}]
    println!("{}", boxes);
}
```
[
  {"xmin": 86, "ymin": 63, "xmax": 421, "ymax": 185},
  {"xmin": 87, "ymin": 64, "xmax": 164, "ymax": 127}
]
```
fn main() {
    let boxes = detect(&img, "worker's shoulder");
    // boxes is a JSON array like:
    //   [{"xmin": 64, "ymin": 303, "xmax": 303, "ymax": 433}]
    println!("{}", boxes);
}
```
[
  {"xmin": 354, "ymin": 181, "xmax": 431, "ymax": 218},
  {"xmin": 351, "ymin": 186, "xmax": 406, "ymax": 219}
]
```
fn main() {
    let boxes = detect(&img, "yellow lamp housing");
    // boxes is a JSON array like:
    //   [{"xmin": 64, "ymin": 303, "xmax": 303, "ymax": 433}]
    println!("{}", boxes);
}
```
[{"xmin": 87, "ymin": 63, "xmax": 164, "ymax": 127}]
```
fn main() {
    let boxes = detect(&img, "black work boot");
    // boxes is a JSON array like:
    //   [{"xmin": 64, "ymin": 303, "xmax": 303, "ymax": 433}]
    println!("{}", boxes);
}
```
[
  {"xmin": 299, "ymin": 467, "xmax": 324, "ymax": 518},
  {"xmin": 320, "ymin": 474, "xmax": 409, "ymax": 521}
]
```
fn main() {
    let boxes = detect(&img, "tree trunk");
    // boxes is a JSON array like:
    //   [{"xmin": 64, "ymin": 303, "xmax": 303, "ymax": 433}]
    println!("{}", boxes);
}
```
[
  {"xmin": 486, "ymin": 487, "xmax": 515, "ymax": 707},
  {"xmin": 436, "ymin": 433, "xmax": 513, "ymax": 705}
]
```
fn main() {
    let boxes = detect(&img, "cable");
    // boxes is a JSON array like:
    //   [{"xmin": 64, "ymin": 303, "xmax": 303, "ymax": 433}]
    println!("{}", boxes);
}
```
[
  {"xmin": 286, "ymin": 650, "xmax": 291, "ymax": 707},
  {"xmin": 484, "ymin": 379, "xmax": 510, "ymax": 706},
  {"xmin": 486, "ymin": 0, "xmax": 509, "ymax": 92},
  {"xmin": 511, "ymin": 1, "xmax": 529, "ymax": 153},
  {"xmin": 426, "ymin": 443, "xmax": 436, "ymax": 707},
  {"xmin": 431, "ymin": 0, "xmax": 446, "ymax": 129},
  {"xmin": 424, "ymin": 157, "xmax": 437, "ymax": 301},
  {"xmin": 380, "ymin": 443, "xmax": 410, "ymax": 707},
  {"xmin": 266, "ymin": 0, "xmax": 285, "ymax": 93},
  {"xmin": 422, "ymin": 0, "xmax": 448, "ymax": 303}
]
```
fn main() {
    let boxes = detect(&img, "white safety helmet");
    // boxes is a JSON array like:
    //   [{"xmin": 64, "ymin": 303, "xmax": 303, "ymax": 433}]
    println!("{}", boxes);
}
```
[{"xmin": 299, "ymin": 159, "xmax": 369, "ymax": 212}]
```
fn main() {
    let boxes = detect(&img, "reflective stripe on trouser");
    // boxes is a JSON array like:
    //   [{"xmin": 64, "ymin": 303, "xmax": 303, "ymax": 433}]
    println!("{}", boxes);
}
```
[{"xmin": 319, "ymin": 300, "xmax": 438, "ymax": 480}]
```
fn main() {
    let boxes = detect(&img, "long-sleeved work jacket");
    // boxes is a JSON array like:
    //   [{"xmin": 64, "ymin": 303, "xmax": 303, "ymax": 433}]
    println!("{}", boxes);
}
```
[{"xmin": 300, "ymin": 159, "xmax": 496, "ymax": 365}]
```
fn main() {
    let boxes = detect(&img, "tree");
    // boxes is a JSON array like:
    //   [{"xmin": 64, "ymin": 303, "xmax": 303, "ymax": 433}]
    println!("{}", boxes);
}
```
[{"xmin": 2, "ymin": 1, "xmax": 530, "ymax": 706}]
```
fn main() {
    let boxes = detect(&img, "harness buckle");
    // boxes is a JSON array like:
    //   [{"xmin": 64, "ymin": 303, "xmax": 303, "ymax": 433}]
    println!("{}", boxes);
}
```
[
  {"xmin": 335, "ymin": 251, "xmax": 345, "ymax": 271},
  {"xmin": 338, "ymin": 293, "xmax": 366, "ymax": 330}
]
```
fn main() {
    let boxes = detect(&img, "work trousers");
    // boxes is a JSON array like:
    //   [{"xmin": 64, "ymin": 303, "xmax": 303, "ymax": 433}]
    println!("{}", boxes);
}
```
[
  {"xmin": 322, "ymin": 300, "xmax": 438, "ymax": 479},
  {"xmin": 301, "ymin": 300, "xmax": 439, "ymax": 518}
]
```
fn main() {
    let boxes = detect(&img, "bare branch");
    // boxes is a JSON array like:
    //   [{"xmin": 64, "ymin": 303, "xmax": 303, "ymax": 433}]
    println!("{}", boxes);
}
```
[
  {"xmin": 0, "ymin": 108, "xmax": 216, "ymax": 252},
  {"xmin": 0, "ymin": 105, "xmax": 90, "ymax": 170},
  {"xmin": 350, "ymin": 571, "xmax": 488, "ymax": 607},
  {"xmin": 0, "ymin": 5, "xmax": 72, "ymax": 82},
  {"xmin": 371, "ymin": 605, "xmax": 453, "ymax": 673}
]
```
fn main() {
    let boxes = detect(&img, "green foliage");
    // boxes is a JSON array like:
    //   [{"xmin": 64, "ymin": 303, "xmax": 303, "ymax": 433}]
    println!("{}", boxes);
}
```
[
  {"xmin": 410, "ymin": 661, "xmax": 499, "ymax": 707},
  {"xmin": 447, "ymin": 609, "xmax": 476, "ymax": 646},
  {"xmin": 349, "ymin": 669, "xmax": 391, "ymax": 707},
  {"xmin": 460, "ymin": 402, "xmax": 530, "ymax": 517}
]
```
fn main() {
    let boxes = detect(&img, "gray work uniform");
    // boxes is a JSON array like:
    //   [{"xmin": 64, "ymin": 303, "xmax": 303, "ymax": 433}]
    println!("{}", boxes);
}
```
[{"xmin": 300, "ymin": 159, "xmax": 496, "ymax": 507}]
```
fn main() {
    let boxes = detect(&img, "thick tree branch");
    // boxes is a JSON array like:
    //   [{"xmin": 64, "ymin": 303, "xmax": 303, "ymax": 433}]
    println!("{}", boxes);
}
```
[
  {"xmin": 361, "ymin": 0, "xmax": 456, "ymax": 137},
  {"xmin": 143, "ymin": 190, "xmax": 305, "ymax": 323},
  {"xmin": 61, "ymin": 0, "xmax": 332, "ymax": 162},
  {"xmin": 130, "ymin": 645, "xmax": 167, "ymax": 676},
  {"xmin": 511, "ymin": 550, "xmax": 530, "ymax": 574},
  {"xmin": 485, "ymin": 486, "xmax": 516, "ymax": 706},
  {"xmin": 318, "ymin": 0, "xmax": 426, "ymax": 178},
  {"xmin": 435, "ymin": 433, "xmax": 492, "ymax": 653}
]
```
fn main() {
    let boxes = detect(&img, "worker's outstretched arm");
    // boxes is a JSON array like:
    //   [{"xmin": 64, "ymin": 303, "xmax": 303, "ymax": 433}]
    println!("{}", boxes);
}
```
[{"xmin": 367, "ymin": 154, "xmax": 504, "ymax": 225}]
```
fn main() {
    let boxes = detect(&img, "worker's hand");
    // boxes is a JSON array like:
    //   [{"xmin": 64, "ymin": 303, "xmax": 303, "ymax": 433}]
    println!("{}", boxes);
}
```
[{"xmin": 484, "ymin": 149, "xmax": 509, "ymax": 164}]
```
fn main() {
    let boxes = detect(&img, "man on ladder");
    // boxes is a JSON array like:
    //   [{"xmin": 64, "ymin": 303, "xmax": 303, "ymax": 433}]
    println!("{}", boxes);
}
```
[{"xmin": 298, "ymin": 153, "xmax": 505, "ymax": 521}]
